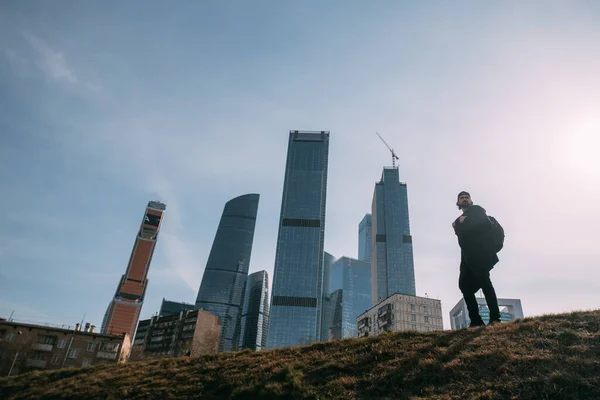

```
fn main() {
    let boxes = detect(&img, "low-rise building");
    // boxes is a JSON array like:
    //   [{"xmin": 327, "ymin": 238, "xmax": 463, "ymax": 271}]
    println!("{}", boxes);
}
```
[
  {"xmin": 133, "ymin": 309, "xmax": 221, "ymax": 358},
  {"xmin": 357, "ymin": 293, "xmax": 443, "ymax": 337},
  {"xmin": 158, "ymin": 298, "xmax": 195, "ymax": 317},
  {"xmin": 0, "ymin": 320, "xmax": 131, "ymax": 376},
  {"xmin": 449, "ymin": 297, "xmax": 524, "ymax": 329}
]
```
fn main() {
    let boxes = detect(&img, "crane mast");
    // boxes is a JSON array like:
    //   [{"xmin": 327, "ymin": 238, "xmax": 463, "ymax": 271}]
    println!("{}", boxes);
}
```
[{"xmin": 375, "ymin": 132, "xmax": 400, "ymax": 168}]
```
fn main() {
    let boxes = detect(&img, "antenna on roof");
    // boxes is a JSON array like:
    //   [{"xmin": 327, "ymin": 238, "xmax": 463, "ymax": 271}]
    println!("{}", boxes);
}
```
[{"xmin": 375, "ymin": 132, "xmax": 400, "ymax": 168}]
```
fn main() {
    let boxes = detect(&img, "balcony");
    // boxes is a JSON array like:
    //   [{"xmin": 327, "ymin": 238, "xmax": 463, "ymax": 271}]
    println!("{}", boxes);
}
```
[
  {"xmin": 97, "ymin": 351, "xmax": 117, "ymax": 360},
  {"xmin": 31, "ymin": 343, "xmax": 54, "ymax": 352},
  {"xmin": 26, "ymin": 359, "xmax": 47, "ymax": 368}
]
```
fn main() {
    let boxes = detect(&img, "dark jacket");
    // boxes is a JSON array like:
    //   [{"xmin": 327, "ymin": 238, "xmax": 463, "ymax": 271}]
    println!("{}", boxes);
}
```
[{"xmin": 453, "ymin": 205, "xmax": 499, "ymax": 272}]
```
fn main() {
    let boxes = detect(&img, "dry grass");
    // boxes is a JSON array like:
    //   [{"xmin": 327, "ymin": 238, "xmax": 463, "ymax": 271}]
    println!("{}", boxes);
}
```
[{"xmin": 1, "ymin": 310, "xmax": 599, "ymax": 399}]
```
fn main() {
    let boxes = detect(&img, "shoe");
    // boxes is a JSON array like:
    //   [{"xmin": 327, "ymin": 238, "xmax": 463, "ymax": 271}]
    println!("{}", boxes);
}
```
[{"xmin": 488, "ymin": 319, "xmax": 502, "ymax": 325}]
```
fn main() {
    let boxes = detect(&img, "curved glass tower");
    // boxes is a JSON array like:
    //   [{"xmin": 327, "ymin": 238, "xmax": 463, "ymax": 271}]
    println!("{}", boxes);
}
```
[
  {"xmin": 267, "ymin": 130, "xmax": 330, "ymax": 349},
  {"xmin": 195, "ymin": 194, "xmax": 259, "ymax": 351}
]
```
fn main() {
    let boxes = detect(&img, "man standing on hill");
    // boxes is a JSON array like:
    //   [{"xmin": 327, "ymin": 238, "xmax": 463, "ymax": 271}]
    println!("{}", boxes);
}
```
[{"xmin": 452, "ymin": 191, "xmax": 501, "ymax": 327}]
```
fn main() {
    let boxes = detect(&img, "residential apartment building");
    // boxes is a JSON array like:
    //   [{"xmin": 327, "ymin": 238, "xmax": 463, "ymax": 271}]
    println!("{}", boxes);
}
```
[
  {"xmin": 0, "ymin": 320, "xmax": 130, "ymax": 376},
  {"xmin": 357, "ymin": 293, "xmax": 443, "ymax": 338},
  {"xmin": 159, "ymin": 298, "xmax": 194, "ymax": 317},
  {"xmin": 133, "ymin": 309, "xmax": 221, "ymax": 358}
]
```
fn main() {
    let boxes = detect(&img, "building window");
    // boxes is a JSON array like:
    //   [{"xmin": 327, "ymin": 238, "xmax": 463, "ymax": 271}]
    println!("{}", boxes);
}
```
[
  {"xmin": 39, "ymin": 335, "xmax": 57, "ymax": 345},
  {"xmin": 87, "ymin": 342, "xmax": 96, "ymax": 352},
  {"xmin": 412, "ymin": 324, "xmax": 417, "ymax": 330},
  {"xmin": 57, "ymin": 339, "xmax": 67, "ymax": 348},
  {"xmin": 34, "ymin": 352, "xmax": 46, "ymax": 361},
  {"xmin": 411, "ymin": 314, "xmax": 416, "ymax": 322},
  {"xmin": 100, "ymin": 342, "xmax": 119, "ymax": 352},
  {"xmin": 425, "ymin": 316, "xmax": 429, "ymax": 324},
  {"xmin": 51, "ymin": 355, "xmax": 61, "ymax": 365},
  {"xmin": 410, "ymin": 304, "xmax": 415, "ymax": 311},
  {"xmin": 424, "ymin": 307, "xmax": 428, "ymax": 314},
  {"xmin": 69, "ymin": 349, "xmax": 80, "ymax": 359},
  {"xmin": 82, "ymin": 359, "xmax": 91, "ymax": 367}
]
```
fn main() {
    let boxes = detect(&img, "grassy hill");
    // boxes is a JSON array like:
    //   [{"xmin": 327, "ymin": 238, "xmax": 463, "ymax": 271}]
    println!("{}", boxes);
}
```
[{"xmin": 1, "ymin": 310, "xmax": 599, "ymax": 400}]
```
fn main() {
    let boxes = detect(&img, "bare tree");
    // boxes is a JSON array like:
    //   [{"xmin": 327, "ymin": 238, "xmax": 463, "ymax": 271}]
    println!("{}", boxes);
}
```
[
  {"xmin": 127, "ymin": 345, "xmax": 165, "ymax": 362},
  {"xmin": 298, "ymin": 335, "xmax": 315, "ymax": 347},
  {"xmin": 180, "ymin": 329, "xmax": 220, "ymax": 357}
]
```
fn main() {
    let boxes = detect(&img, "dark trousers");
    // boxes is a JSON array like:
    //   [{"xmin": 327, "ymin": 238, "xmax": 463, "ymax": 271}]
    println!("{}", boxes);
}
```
[{"xmin": 459, "ymin": 267, "xmax": 501, "ymax": 324}]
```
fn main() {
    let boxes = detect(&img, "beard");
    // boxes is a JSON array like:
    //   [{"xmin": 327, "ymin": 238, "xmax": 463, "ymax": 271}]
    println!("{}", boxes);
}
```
[{"xmin": 460, "ymin": 201, "xmax": 471, "ymax": 210}]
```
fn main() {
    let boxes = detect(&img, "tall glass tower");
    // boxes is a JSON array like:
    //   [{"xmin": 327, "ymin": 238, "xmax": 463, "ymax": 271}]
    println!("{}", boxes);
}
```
[
  {"xmin": 372, "ymin": 167, "xmax": 416, "ymax": 305},
  {"xmin": 358, "ymin": 214, "xmax": 372, "ymax": 262},
  {"xmin": 323, "ymin": 256, "xmax": 371, "ymax": 339},
  {"xmin": 267, "ymin": 130, "xmax": 330, "ymax": 349},
  {"xmin": 238, "ymin": 270, "xmax": 269, "ymax": 351},
  {"xmin": 195, "ymin": 194, "xmax": 259, "ymax": 351}
]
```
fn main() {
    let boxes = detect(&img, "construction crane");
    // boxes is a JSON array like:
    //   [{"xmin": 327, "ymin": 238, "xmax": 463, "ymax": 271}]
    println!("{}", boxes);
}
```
[{"xmin": 375, "ymin": 132, "xmax": 400, "ymax": 168}]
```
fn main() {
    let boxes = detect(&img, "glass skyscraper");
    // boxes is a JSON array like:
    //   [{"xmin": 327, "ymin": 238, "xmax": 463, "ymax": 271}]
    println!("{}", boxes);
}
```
[
  {"xmin": 358, "ymin": 214, "xmax": 372, "ymax": 262},
  {"xmin": 267, "ymin": 130, "xmax": 330, "ymax": 349},
  {"xmin": 322, "ymin": 257, "xmax": 371, "ymax": 339},
  {"xmin": 321, "ymin": 289, "xmax": 343, "ymax": 341},
  {"xmin": 239, "ymin": 270, "xmax": 269, "ymax": 351},
  {"xmin": 372, "ymin": 167, "xmax": 416, "ymax": 305},
  {"xmin": 195, "ymin": 194, "xmax": 259, "ymax": 351},
  {"xmin": 322, "ymin": 251, "xmax": 335, "ymax": 302}
]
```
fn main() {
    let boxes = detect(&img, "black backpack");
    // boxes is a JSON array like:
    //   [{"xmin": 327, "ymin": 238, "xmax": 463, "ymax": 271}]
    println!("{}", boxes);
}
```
[{"xmin": 488, "ymin": 216, "xmax": 504, "ymax": 253}]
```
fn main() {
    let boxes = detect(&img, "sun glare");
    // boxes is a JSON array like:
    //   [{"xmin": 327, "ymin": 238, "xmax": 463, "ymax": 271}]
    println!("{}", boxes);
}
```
[{"xmin": 563, "ymin": 115, "xmax": 600, "ymax": 182}]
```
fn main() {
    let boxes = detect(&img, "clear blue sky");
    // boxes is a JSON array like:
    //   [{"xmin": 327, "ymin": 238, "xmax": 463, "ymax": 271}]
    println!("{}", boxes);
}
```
[{"xmin": 1, "ymin": 1, "xmax": 599, "ymax": 330}]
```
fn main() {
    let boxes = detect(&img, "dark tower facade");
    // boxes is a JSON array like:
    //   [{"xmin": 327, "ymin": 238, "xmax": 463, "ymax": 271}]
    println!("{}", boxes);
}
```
[
  {"xmin": 195, "ymin": 194, "xmax": 260, "ymax": 351},
  {"xmin": 238, "ymin": 270, "xmax": 269, "ymax": 350}
]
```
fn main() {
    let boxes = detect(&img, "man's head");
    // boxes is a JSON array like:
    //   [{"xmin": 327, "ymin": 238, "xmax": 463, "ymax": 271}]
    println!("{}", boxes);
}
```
[{"xmin": 457, "ymin": 191, "xmax": 473, "ymax": 210}]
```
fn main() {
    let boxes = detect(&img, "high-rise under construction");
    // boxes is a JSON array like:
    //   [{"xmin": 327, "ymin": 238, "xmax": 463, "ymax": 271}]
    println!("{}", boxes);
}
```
[{"xmin": 101, "ymin": 201, "xmax": 166, "ymax": 338}]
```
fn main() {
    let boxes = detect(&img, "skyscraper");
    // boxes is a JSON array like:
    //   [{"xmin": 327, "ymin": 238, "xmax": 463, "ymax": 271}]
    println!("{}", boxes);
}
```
[
  {"xmin": 267, "ymin": 130, "xmax": 330, "ymax": 349},
  {"xmin": 195, "ymin": 194, "xmax": 259, "ymax": 352},
  {"xmin": 322, "ymin": 257, "xmax": 371, "ymax": 339},
  {"xmin": 358, "ymin": 214, "xmax": 372, "ymax": 262},
  {"xmin": 372, "ymin": 167, "xmax": 416, "ymax": 305},
  {"xmin": 102, "ymin": 201, "xmax": 166, "ymax": 338},
  {"xmin": 321, "ymin": 289, "xmax": 343, "ymax": 341},
  {"xmin": 238, "ymin": 270, "xmax": 269, "ymax": 351},
  {"xmin": 322, "ymin": 252, "xmax": 335, "ymax": 303}
]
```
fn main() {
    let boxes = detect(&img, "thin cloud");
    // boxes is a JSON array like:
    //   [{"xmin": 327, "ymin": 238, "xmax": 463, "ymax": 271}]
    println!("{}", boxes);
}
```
[{"xmin": 23, "ymin": 31, "xmax": 78, "ymax": 84}]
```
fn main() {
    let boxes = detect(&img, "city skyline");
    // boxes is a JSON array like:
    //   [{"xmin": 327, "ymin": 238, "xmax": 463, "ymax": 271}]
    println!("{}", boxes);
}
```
[{"xmin": 2, "ymin": 2, "xmax": 599, "ymax": 334}]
